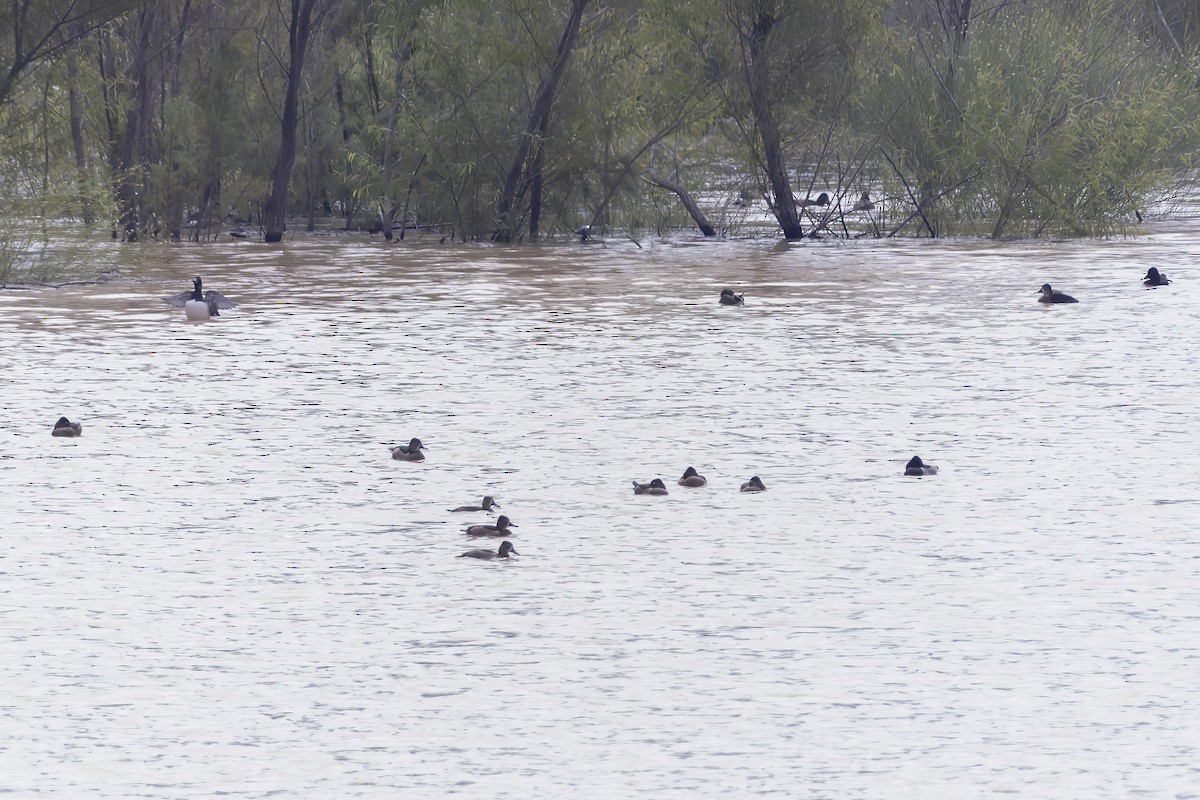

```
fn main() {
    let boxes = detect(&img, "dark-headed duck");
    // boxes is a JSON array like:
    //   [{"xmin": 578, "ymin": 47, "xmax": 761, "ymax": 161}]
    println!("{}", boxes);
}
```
[
  {"xmin": 1143, "ymin": 267, "xmax": 1171, "ymax": 287},
  {"xmin": 450, "ymin": 496, "xmax": 499, "ymax": 513},
  {"xmin": 165, "ymin": 276, "xmax": 237, "ymax": 320},
  {"xmin": 719, "ymin": 288, "xmax": 745, "ymax": 306},
  {"xmin": 740, "ymin": 476, "xmax": 766, "ymax": 492},
  {"xmin": 465, "ymin": 515, "xmax": 518, "ymax": 537},
  {"xmin": 1038, "ymin": 283, "xmax": 1078, "ymax": 303},
  {"xmin": 459, "ymin": 540, "xmax": 519, "ymax": 560},
  {"xmin": 677, "ymin": 466, "xmax": 707, "ymax": 487},
  {"xmin": 632, "ymin": 478, "xmax": 669, "ymax": 496},
  {"xmin": 904, "ymin": 456, "xmax": 938, "ymax": 476},
  {"xmin": 52, "ymin": 417, "xmax": 82, "ymax": 437},
  {"xmin": 390, "ymin": 438, "xmax": 426, "ymax": 461}
]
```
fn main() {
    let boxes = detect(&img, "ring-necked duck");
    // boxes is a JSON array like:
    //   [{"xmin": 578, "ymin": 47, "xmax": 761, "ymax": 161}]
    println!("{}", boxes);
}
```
[
  {"xmin": 1143, "ymin": 267, "xmax": 1171, "ymax": 286},
  {"xmin": 390, "ymin": 438, "xmax": 426, "ymax": 461},
  {"xmin": 165, "ymin": 276, "xmax": 237, "ymax": 320},
  {"xmin": 853, "ymin": 192, "xmax": 875, "ymax": 211},
  {"xmin": 450, "ymin": 496, "xmax": 499, "ymax": 512},
  {"xmin": 465, "ymin": 515, "xmax": 518, "ymax": 537},
  {"xmin": 677, "ymin": 466, "xmax": 707, "ymax": 487},
  {"xmin": 798, "ymin": 192, "xmax": 830, "ymax": 208},
  {"xmin": 719, "ymin": 288, "xmax": 745, "ymax": 306},
  {"xmin": 632, "ymin": 478, "xmax": 669, "ymax": 495},
  {"xmin": 904, "ymin": 456, "xmax": 938, "ymax": 476},
  {"xmin": 740, "ymin": 476, "xmax": 766, "ymax": 492},
  {"xmin": 51, "ymin": 417, "xmax": 82, "ymax": 437},
  {"xmin": 1038, "ymin": 283, "xmax": 1078, "ymax": 303},
  {"xmin": 459, "ymin": 540, "xmax": 519, "ymax": 560}
]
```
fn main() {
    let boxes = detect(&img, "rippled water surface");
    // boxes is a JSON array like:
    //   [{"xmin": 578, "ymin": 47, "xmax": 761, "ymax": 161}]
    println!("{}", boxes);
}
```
[{"xmin": 3, "ymin": 226, "xmax": 1200, "ymax": 798}]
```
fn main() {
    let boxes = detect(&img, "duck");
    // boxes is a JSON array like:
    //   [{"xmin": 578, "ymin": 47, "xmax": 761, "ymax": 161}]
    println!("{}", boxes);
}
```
[
  {"xmin": 51, "ymin": 417, "xmax": 82, "ymax": 437},
  {"xmin": 1038, "ymin": 283, "xmax": 1078, "ymax": 304},
  {"xmin": 852, "ymin": 192, "xmax": 875, "ymax": 212},
  {"xmin": 798, "ymin": 192, "xmax": 830, "ymax": 208},
  {"xmin": 390, "ymin": 437, "xmax": 426, "ymax": 461},
  {"xmin": 449, "ymin": 496, "xmax": 499, "ymax": 513},
  {"xmin": 904, "ymin": 456, "xmax": 938, "ymax": 476},
  {"xmin": 459, "ymin": 540, "xmax": 519, "ymax": 560},
  {"xmin": 632, "ymin": 478, "xmax": 669, "ymax": 496},
  {"xmin": 465, "ymin": 515, "xmax": 518, "ymax": 537},
  {"xmin": 165, "ymin": 276, "xmax": 237, "ymax": 320},
  {"xmin": 740, "ymin": 476, "xmax": 766, "ymax": 492},
  {"xmin": 1143, "ymin": 267, "xmax": 1171, "ymax": 286},
  {"xmin": 719, "ymin": 288, "xmax": 745, "ymax": 306},
  {"xmin": 677, "ymin": 466, "xmax": 707, "ymax": 487}
]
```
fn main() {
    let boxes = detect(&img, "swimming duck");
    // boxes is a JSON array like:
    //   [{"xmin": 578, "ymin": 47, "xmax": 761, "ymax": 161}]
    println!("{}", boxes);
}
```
[
  {"xmin": 459, "ymin": 540, "xmax": 519, "ymax": 560},
  {"xmin": 465, "ymin": 514, "xmax": 518, "ymax": 537},
  {"xmin": 450, "ymin": 496, "xmax": 499, "ymax": 513},
  {"xmin": 1038, "ymin": 283, "xmax": 1078, "ymax": 303},
  {"xmin": 853, "ymin": 192, "xmax": 875, "ymax": 212},
  {"xmin": 1143, "ymin": 267, "xmax": 1171, "ymax": 286},
  {"xmin": 632, "ymin": 478, "xmax": 669, "ymax": 496},
  {"xmin": 740, "ymin": 476, "xmax": 766, "ymax": 492},
  {"xmin": 904, "ymin": 456, "xmax": 938, "ymax": 476},
  {"xmin": 798, "ymin": 192, "xmax": 830, "ymax": 208},
  {"xmin": 390, "ymin": 438, "xmax": 426, "ymax": 461},
  {"xmin": 165, "ymin": 276, "xmax": 237, "ymax": 320},
  {"xmin": 719, "ymin": 288, "xmax": 745, "ymax": 306},
  {"xmin": 677, "ymin": 466, "xmax": 707, "ymax": 487},
  {"xmin": 51, "ymin": 417, "xmax": 82, "ymax": 437}
]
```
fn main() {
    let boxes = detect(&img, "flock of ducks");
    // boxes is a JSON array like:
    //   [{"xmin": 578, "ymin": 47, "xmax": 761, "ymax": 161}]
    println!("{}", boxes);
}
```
[
  {"xmin": 631, "ymin": 467, "xmax": 768, "ymax": 495},
  {"xmin": 1037, "ymin": 268, "xmax": 1170, "ymax": 304}
]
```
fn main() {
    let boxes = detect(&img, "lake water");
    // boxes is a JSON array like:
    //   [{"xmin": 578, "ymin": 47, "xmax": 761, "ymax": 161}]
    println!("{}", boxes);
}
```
[{"xmin": 2, "ymin": 225, "xmax": 1199, "ymax": 798}]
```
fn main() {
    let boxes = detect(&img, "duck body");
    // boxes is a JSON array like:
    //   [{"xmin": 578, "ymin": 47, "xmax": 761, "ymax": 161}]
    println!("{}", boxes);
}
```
[
  {"xmin": 719, "ymin": 288, "xmax": 745, "ymax": 306},
  {"xmin": 450, "ymin": 496, "xmax": 499, "ymax": 513},
  {"xmin": 904, "ymin": 456, "xmax": 938, "ymax": 476},
  {"xmin": 1038, "ymin": 283, "xmax": 1078, "ymax": 303},
  {"xmin": 465, "ymin": 515, "xmax": 518, "ymax": 538},
  {"xmin": 740, "ymin": 476, "xmax": 766, "ymax": 492},
  {"xmin": 460, "ymin": 540, "xmax": 519, "ymax": 560},
  {"xmin": 798, "ymin": 192, "xmax": 830, "ymax": 208},
  {"xmin": 51, "ymin": 417, "xmax": 82, "ymax": 437},
  {"xmin": 632, "ymin": 478, "xmax": 669, "ymax": 496},
  {"xmin": 1143, "ymin": 267, "xmax": 1171, "ymax": 286},
  {"xmin": 853, "ymin": 192, "xmax": 875, "ymax": 211},
  {"xmin": 677, "ymin": 466, "xmax": 707, "ymax": 487},
  {"xmin": 166, "ymin": 276, "xmax": 237, "ymax": 320},
  {"xmin": 390, "ymin": 437, "xmax": 426, "ymax": 461}
]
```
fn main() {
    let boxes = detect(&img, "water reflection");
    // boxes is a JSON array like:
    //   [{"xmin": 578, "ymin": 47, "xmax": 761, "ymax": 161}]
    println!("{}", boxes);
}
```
[{"xmin": 2, "ymin": 229, "xmax": 1199, "ymax": 797}]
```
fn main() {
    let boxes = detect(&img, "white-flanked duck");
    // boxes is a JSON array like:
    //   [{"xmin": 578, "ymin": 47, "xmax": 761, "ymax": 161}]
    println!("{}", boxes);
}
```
[
  {"xmin": 166, "ymin": 276, "xmax": 237, "ymax": 320},
  {"xmin": 632, "ymin": 478, "xmax": 669, "ymax": 496},
  {"xmin": 904, "ymin": 456, "xmax": 938, "ymax": 476},
  {"xmin": 390, "ymin": 438, "xmax": 426, "ymax": 461},
  {"xmin": 1038, "ymin": 283, "xmax": 1078, "ymax": 304},
  {"xmin": 740, "ymin": 476, "xmax": 766, "ymax": 492},
  {"xmin": 450, "ymin": 496, "xmax": 499, "ymax": 513},
  {"xmin": 1143, "ymin": 267, "xmax": 1171, "ymax": 286},
  {"xmin": 677, "ymin": 466, "xmax": 707, "ymax": 487},
  {"xmin": 51, "ymin": 417, "xmax": 82, "ymax": 437},
  {"xmin": 465, "ymin": 515, "xmax": 518, "ymax": 538},
  {"xmin": 459, "ymin": 540, "xmax": 519, "ymax": 560}
]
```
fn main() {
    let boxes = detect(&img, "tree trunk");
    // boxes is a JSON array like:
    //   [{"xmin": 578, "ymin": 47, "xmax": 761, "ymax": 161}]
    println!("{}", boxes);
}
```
[
  {"xmin": 65, "ymin": 39, "xmax": 94, "ymax": 224},
  {"xmin": 263, "ymin": 0, "xmax": 326, "ymax": 243},
  {"xmin": 742, "ymin": 8, "xmax": 803, "ymax": 240},
  {"xmin": 116, "ymin": 8, "xmax": 157, "ymax": 242},
  {"xmin": 644, "ymin": 169, "xmax": 717, "ymax": 236},
  {"xmin": 492, "ymin": 0, "xmax": 591, "ymax": 242}
]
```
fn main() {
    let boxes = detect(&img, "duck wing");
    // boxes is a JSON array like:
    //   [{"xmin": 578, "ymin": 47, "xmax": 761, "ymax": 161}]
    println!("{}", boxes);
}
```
[
  {"xmin": 164, "ymin": 290, "xmax": 193, "ymax": 308},
  {"xmin": 204, "ymin": 290, "xmax": 237, "ymax": 309}
]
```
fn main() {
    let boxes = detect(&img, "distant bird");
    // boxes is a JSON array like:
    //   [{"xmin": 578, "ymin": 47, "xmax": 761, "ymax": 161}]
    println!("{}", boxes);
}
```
[
  {"xmin": 576, "ymin": 225, "xmax": 593, "ymax": 241},
  {"xmin": 904, "ymin": 456, "xmax": 938, "ymax": 476},
  {"xmin": 230, "ymin": 229, "xmax": 252, "ymax": 239},
  {"xmin": 852, "ymin": 192, "xmax": 875, "ymax": 212},
  {"xmin": 1038, "ymin": 283, "xmax": 1078, "ymax": 304},
  {"xmin": 798, "ymin": 192, "xmax": 830, "ymax": 208},
  {"xmin": 465, "ymin": 515, "xmax": 518, "ymax": 537},
  {"xmin": 390, "ymin": 437, "xmax": 426, "ymax": 461},
  {"xmin": 677, "ymin": 466, "xmax": 707, "ymax": 487},
  {"xmin": 1143, "ymin": 267, "xmax": 1171, "ymax": 286},
  {"xmin": 632, "ymin": 478, "xmax": 669, "ymax": 496},
  {"xmin": 165, "ymin": 276, "xmax": 237, "ymax": 320},
  {"xmin": 739, "ymin": 476, "xmax": 766, "ymax": 492},
  {"xmin": 450, "ymin": 496, "xmax": 499, "ymax": 513},
  {"xmin": 459, "ymin": 540, "xmax": 519, "ymax": 560},
  {"xmin": 719, "ymin": 288, "xmax": 745, "ymax": 306},
  {"xmin": 51, "ymin": 417, "xmax": 82, "ymax": 437}
]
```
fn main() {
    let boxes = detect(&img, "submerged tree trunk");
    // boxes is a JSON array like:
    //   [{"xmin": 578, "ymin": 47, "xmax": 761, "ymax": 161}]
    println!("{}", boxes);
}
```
[
  {"xmin": 65, "ymin": 39, "xmax": 94, "ymax": 224},
  {"xmin": 115, "ymin": 7, "xmax": 157, "ymax": 242},
  {"xmin": 741, "ymin": 7, "xmax": 803, "ymax": 240},
  {"xmin": 644, "ymin": 169, "xmax": 717, "ymax": 236},
  {"xmin": 263, "ymin": 0, "xmax": 327, "ymax": 243},
  {"xmin": 493, "ymin": 0, "xmax": 591, "ymax": 242}
]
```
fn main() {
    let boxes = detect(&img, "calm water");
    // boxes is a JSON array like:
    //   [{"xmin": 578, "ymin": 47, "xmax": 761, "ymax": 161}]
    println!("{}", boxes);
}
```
[{"xmin": 2, "ymin": 226, "xmax": 1199, "ymax": 798}]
